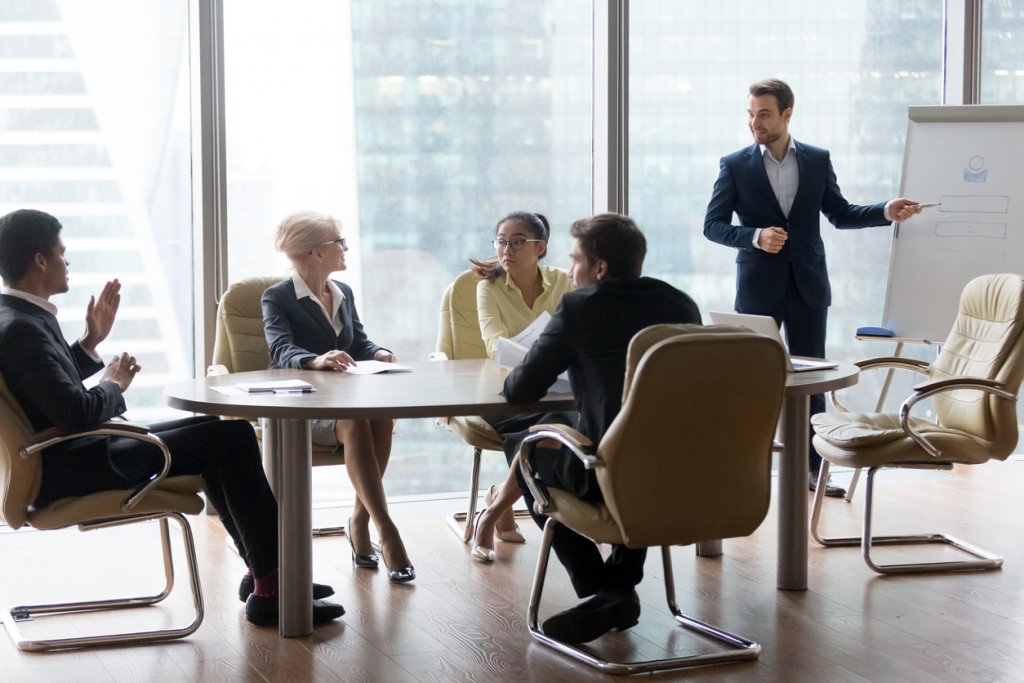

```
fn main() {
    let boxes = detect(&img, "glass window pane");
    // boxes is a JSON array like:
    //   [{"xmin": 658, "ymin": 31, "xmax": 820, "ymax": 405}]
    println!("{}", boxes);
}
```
[
  {"xmin": 224, "ymin": 1, "xmax": 592, "ymax": 496},
  {"xmin": 0, "ymin": 1, "xmax": 193, "ymax": 423},
  {"xmin": 629, "ymin": 0, "xmax": 943, "ymax": 408},
  {"xmin": 981, "ymin": 0, "xmax": 1024, "ymax": 103}
]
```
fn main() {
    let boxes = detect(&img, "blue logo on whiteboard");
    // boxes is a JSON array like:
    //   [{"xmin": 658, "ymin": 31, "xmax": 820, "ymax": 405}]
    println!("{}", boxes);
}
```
[{"xmin": 964, "ymin": 155, "xmax": 987, "ymax": 183}]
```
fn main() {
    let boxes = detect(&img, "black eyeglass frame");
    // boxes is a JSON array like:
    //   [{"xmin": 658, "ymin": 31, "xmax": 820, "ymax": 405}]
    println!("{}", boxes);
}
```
[{"xmin": 492, "ymin": 238, "xmax": 543, "ymax": 251}]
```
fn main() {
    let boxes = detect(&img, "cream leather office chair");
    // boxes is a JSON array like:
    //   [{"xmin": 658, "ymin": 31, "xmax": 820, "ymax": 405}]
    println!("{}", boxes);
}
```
[
  {"xmin": 211, "ymin": 276, "xmax": 344, "ymax": 536},
  {"xmin": 433, "ymin": 269, "xmax": 507, "ymax": 542},
  {"xmin": 0, "ymin": 376, "xmax": 205, "ymax": 652},
  {"xmin": 518, "ymin": 325, "xmax": 787, "ymax": 675},
  {"xmin": 810, "ymin": 273, "xmax": 1024, "ymax": 574}
]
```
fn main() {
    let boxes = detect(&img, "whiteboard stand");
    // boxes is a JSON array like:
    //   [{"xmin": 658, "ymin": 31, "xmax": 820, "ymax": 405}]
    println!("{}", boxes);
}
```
[{"xmin": 845, "ymin": 335, "xmax": 940, "ymax": 501}]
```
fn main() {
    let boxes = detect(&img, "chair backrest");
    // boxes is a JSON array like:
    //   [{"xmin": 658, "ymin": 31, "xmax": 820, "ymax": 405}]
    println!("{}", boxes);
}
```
[
  {"xmin": 931, "ymin": 273, "xmax": 1024, "ymax": 458},
  {"xmin": 212, "ymin": 276, "xmax": 282, "ymax": 373},
  {"xmin": 436, "ymin": 269, "xmax": 488, "ymax": 360},
  {"xmin": 0, "ymin": 374, "xmax": 43, "ymax": 529},
  {"xmin": 595, "ymin": 325, "xmax": 788, "ymax": 548}
]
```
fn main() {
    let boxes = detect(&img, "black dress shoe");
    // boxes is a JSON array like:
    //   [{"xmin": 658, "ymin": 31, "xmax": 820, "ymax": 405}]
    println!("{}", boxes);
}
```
[
  {"xmin": 244, "ymin": 594, "xmax": 345, "ymax": 627},
  {"xmin": 238, "ymin": 575, "xmax": 335, "ymax": 602},
  {"xmin": 809, "ymin": 473, "xmax": 846, "ymax": 498},
  {"xmin": 542, "ymin": 590, "xmax": 641, "ymax": 644}
]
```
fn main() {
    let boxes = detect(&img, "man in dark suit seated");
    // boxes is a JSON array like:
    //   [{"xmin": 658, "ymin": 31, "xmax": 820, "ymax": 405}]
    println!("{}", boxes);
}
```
[
  {"xmin": 503, "ymin": 213, "xmax": 702, "ymax": 644},
  {"xmin": 0, "ymin": 208, "xmax": 343, "ymax": 627}
]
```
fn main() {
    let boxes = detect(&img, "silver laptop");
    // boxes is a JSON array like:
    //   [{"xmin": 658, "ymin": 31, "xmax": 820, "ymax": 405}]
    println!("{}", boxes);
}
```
[{"xmin": 708, "ymin": 311, "xmax": 839, "ymax": 373}]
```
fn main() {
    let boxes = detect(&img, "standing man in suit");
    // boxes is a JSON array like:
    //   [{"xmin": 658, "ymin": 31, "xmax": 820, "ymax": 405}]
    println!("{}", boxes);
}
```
[
  {"xmin": 502, "ymin": 213, "xmax": 701, "ymax": 644},
  {"xmin": 0, "ymin": 208, "xmax": 343, "ymax": 626},
  {"xmin": 703, "ymin": 78, "xmax": 923, "ymax": 497}
]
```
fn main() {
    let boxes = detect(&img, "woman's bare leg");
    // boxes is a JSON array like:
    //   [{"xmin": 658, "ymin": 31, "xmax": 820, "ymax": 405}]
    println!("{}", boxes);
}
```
[
  {"xmin": 335, "ymin": 418, "xmax": 410, "ymax": 568},
  {"xmin": 474, "ymin": 454, "xmax": 523, "ymax": 552}
]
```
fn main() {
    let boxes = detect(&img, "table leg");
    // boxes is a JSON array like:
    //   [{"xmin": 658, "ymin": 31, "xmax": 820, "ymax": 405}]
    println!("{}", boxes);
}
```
[
  {"xmin": 778, "ymin": 394, "xmax": 809, "ymax": 590},
  {"xmin": 696, "ymin": 540, "xmax": 723, "ymax": 557},
  {"xmin": 269, "ymin": 417, "xmax": 313, "ymax": 637}
]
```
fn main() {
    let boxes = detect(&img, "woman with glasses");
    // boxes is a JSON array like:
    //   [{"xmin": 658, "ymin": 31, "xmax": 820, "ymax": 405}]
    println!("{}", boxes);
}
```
[
  {"xmin": 262, "ymin": 211, "xmax": 414, "ymax": 583},
  {"xmin": 468, "ymin": 211, "xmax": 575, "ymax": 562}
]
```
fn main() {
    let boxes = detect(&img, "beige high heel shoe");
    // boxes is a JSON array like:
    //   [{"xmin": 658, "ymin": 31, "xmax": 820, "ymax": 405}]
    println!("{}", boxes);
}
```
[
  {"xmin": 485, "ymin": 484, "xmax": 525, "ymax": 544},
  {"xmin": 470, "ymin": 510, "xmax": 496, "ymax": 563}
]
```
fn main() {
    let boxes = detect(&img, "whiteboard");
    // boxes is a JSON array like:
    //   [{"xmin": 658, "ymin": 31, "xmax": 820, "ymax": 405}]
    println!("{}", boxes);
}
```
[{"xmin": 883, "ymin": 105, "xmax": 1024, "ymax": 342}]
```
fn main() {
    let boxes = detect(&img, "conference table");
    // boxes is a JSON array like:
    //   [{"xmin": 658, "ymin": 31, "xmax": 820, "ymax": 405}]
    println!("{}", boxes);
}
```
[
  {"xmin": 164, "ymin": 359, "xmax": 574, "ymax": 637},
  {"xmin": 165, "ymin": 357, "xmax": 858, "ymax": 636},
  {"xmin": 774, "ymin": 361, "xmax": 859, "ymax": 589}
]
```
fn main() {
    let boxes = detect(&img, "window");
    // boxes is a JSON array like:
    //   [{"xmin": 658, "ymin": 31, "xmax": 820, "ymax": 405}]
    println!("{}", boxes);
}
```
[
  {"xmin": 223, "ymin": 0, "xmax": 592, "ymax": 495},
  {"xmin": 0, "ymin": 0, "xmax": 193, "ymax": 422},
  {"xmin": 629, "ymin": 0, "xmax": 944, "ymax": 407},
  {"xmin": 981, "ymin": 0, "xmax": 1024, "ymax": 103}
]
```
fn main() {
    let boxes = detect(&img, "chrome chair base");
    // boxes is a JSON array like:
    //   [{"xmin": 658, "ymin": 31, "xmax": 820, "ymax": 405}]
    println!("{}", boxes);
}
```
[
  {"xmin": 3, "ymin": 512, "xmax": 204, "ymax": 652},
  {"xmin": 810, "ymin": 462, "xmax": 1003, "ymax": 574},
  {"xmin": 527, "ymin": 519, "xmax": 760, "ymax": 675},
  {"xmin": 444, "ymin": 446, "xmax": 532, "ymax": 543},
  {"xmin": 446, "ymin": 447, "xmax": 484, "ymax": 542}
]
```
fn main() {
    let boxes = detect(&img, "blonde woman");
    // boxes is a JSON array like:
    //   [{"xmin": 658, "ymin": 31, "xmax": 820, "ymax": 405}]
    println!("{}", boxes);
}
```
[
  {"xmin": 470, "ymin": 211, "xmax": 575, "ymax": 562},
  {"xmin": 262, "ymin": 212, "xmax": 413, "ymax": 583}
]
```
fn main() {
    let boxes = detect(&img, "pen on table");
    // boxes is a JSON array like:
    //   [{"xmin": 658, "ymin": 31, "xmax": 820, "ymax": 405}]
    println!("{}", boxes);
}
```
[{"xmin": 273, "ymin": 389, "xmax": 309, "ymax": 394}]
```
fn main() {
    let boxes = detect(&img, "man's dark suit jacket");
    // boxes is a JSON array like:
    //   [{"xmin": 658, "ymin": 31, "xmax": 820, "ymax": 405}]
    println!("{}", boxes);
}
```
[
  {"xmin": 503, "ymin": 277, "xmax": 701, "ymax": 451},
  {"xmin": 262, "ymin": 278, "xmax": 386, "ymax": 368},
  {"xmin": 0, "ymin": 294, "xmax": 127, "ymax": 490},
  {"xmin": 703, "ymin": 141, "xmax": 889, "ymax": 314}
]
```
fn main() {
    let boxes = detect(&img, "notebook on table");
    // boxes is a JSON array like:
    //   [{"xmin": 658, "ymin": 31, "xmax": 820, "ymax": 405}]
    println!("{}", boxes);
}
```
[{"xmin": 707, "ymin": 311, "xmax": 839, "ymax": 373}]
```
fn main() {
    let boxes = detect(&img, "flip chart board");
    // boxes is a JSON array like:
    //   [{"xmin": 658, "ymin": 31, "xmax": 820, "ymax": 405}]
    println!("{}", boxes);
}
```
[{"xmin": 883, "ymin": 105, "xmax": 1024, "ymax": 341}]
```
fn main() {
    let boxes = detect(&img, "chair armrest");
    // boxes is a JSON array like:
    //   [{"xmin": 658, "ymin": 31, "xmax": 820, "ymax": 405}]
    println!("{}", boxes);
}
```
[
  {"xmin": 829, "ymin": 356, "xmax": 931, "ymax": 412},
  {"xmin": 899, "ymin": 378, "xmax": 1017, "ymax": 458},
  {"xmin": 207, "ymin": 363, "xmax": 229, "ymax": 377},
  {"xmin": 855, "ymin": 356, "xmax": 931, "ymax": 372},
  {"xmin": 20, "ymin": 421, "xmax": 173, "ymax": 512},
  {"xmin": 517, "ymin": 423, "xmax": 597, "ymax": 516}
]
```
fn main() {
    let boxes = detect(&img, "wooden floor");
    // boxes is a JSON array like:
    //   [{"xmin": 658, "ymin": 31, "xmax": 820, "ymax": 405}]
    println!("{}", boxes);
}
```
[{"xmin": 1, "ymin": 459, "xmax": 1023, "ymax": 682}]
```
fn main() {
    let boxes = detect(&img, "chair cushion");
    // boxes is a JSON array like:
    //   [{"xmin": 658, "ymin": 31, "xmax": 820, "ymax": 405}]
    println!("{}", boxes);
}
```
[
  {"xmin": 28, "ymin": 475, "xmax": 206, "ymax": 530},
  {"xmin": 812, "ymin": 411, "xmax": 995, "ymax": 468},
  {"xmin": 547, "ymin": 488, "xmax": 624, "ymax": 545},
  {"xmin": 446, "ymin": 415, "xmax": 503, "ymax": 451}
]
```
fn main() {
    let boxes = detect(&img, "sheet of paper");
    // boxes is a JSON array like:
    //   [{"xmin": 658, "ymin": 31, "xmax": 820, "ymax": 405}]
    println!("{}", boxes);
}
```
[
  {"xmin": 509, "ymin": 310, "xmax": 551, "ymax": 348},
  {"xmin": 236, "ymin": 379, "xmax": 315, "ymax": 393},
  {"xmin": 494, "ymin": 336, "xmax": 528, "ymax": 371},
  {"xmin": 210, "ymin": 385, "xmax": 247, "ymax": 396},
  {"xmin": 345, "ymin": 360, "xmax": 412, "ymax": 375},
  {"xmin": 495, "ymin": 332, "xmax": 571, "ymax": 394}
]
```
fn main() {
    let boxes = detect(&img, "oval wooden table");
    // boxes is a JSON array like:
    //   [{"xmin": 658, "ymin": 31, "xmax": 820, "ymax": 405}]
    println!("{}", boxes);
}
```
[{"xmin": 165, "ymin": 359, "xmax": 574, "ymax": 637}]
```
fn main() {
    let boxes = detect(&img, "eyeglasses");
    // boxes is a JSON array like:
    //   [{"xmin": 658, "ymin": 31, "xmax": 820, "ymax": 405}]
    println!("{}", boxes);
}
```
[
  {"xmin": 492, "ymin": 238, "xmax": 542, "ymax": 251},
  {"xmin": 322, "ymin": 237, "xmax": 348, "ymax": 250}
]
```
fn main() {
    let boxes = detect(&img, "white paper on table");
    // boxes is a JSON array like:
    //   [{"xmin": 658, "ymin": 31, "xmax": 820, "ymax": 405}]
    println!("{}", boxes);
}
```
[
  {"xmin": 210, "ymin": 385, "xmax": 247, "ymax": 396},
  {"xmin": 495, "ymin": 333, "xmax": 571, "ymax": 395},
  {"xmin": 345, "ymin": 360, "xmax": 412, "ymax": 375},
  {"xmin": 234, "ymin": 379, "xmax": 315, "ymax": 393}
]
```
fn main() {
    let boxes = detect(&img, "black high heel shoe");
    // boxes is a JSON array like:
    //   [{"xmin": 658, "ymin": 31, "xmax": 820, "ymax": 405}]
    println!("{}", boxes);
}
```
[
  {"xmin": 346, "ymin": 518, "xmax": 379, "ymax": 569},
  {"xmin": 377, "ymin": 542, "xmax": 415, "ymax": 583}
]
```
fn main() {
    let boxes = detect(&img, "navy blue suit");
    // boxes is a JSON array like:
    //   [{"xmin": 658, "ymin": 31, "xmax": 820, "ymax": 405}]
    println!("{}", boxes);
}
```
[
  {"xmin": 704, "ymin": 141, "xmax": 888, "ymax": 315},
  {"xmin": 704, "ymin": 141, "xmax": 889, "ymax": 471},
  {"xmin": 262, "ymin": 279, "xmax": 386, "ymax": 367}
]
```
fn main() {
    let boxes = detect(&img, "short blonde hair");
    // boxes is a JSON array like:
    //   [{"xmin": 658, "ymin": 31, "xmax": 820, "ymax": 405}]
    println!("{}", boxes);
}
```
[{"xmin": 274, "ymin": 212, "xmax": 341, "ymax": 259}]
